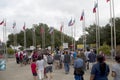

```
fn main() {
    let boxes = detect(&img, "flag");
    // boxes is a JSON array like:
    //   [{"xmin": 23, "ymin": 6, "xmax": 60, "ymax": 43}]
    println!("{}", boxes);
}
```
[
  {"xmin": 80, "ymin": 11, "xmax": 84, "ymax": 21},
  {"xmin": 40, "ymin": 27, "xmax": 44, "ymax": 34},
  {"xmin": 60, "ymin": 24, "xmax": 63, "ymax": 32},
  {"xmin": 68, "ymin": 19, "xmax": 75, "ymax": 26},
  {"xmin": 93, "ymin": 2, "xmax": 98, "ymax": 13},
  {"xmin": 0, "ymin": 20, "xmax": 4, "ymax": 25},
  {"xmin": 23, "ymin": 23, "xmax": 26, "ymax": 30},
  {"xmin": 107, "ymin": 0, "xmax": 110, "ymax": 2},
  {"xmin": 3, "ymin": 20, "xmax": 6, "ymax": 26},
  {"xmin": 13, "ymin": 22, "xmax": 16, "ymax": 29},
  {"xmin": 49, "ymin": 27, "xmax": 54, "ymax": 34},
  {"xmin": 68, "ymin": 19, "xmax": 72, "ymax": 26}
]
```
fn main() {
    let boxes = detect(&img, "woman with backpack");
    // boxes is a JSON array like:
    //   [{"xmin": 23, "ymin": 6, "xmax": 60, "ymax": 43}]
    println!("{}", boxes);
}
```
[{"xmin": 45, "ymin": 53, "xmax": 53, "ymax": 80}]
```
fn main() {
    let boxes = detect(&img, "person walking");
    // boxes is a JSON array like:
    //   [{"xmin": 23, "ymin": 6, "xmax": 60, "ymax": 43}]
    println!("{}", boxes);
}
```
[
  {"xmin": 46, "ymin": 53, "xmax": 53, "ymax": 80},
  {"xmin": 90, "ymin": 55, "xmax": 110, "ymax": 80},
  {"xmin": 63, "ymin": 51, "xmax": 71, "ymax": 74},
  {"xmin": 88, "ymin": 49, "xmax": 96, "ymax": 69},
  {"xmin": 74, "ymin": 54, "xmax": 84, "ymax": 80},
  {"xmin": 84, "ymin": 48, "xmax": 91, "ymax": 70},
  {"xmin": 36, "ymin": 55, "xmax": 45, "ymax": 80},
  {"xmin": 31, "ymin": 58, "xmax": 37, "ymax": 80},
  {"xmin": 111, "ymin": 54, "xmax": 120, "ymax": 80}
]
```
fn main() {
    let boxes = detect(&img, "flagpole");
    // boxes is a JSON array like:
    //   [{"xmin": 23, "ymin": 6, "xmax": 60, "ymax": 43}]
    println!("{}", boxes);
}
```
[
  {"xmin": 112, "ymin": 0, "xmax": 116, "ymax": 56},
  {"xmin": 41, "ymin": 27, "xmax": 43, "ymax": 49},
  {"xmin": 61, "ymin": 25, "xmax": 63, "ymax": 47},
  {"xmin": 108, "ymin": 0, "xmax": 114, "ymax": 59},
  {"xmin": 83, "ymin": 11, "xmax": 86, "ymax": 50},
  {"xmin": 71, "ymin": 26, "xmax": 74, "ymax": 51},
  {"xmin": 97, "ymin": 0, "xmax": 100, "ymax": 48},
  {"xmin": 2, "ymin": 19, "xmax": 6, "ymax": 60},
  {"xmin": 74, "ymin": 20, "xmax": 76, "ymax": 51},
  {"xmin": 62, "ymin": 23, "xmax": 64, "ymax": 48},
  {"xmin": 3, "ymin": 20, "xmax": 5, "ymax": 56},
  {"xmin": 43, "ymin": 26, "xmax": 45, "ymax": 49},
  {"xmin": 13, "ymin": 24, "xmax": 15, "ymax": 51},
  {"xmin": 32, "ymin": 25, "xmax": 36, "ymax": 49},
  {"xmin": 24, "ymin": 23, "xmax": 26, "ymax": 50},
  {"xmin": 95, "ymin": 12, "xmax": 99, "ymax": 54},
  {"xmin": 51, "ymin": 29, "xmax": 54, "ymax": 52},
  {"xmin": 4, "ymin": 20, "xmax": 8, "ymax": 61}
]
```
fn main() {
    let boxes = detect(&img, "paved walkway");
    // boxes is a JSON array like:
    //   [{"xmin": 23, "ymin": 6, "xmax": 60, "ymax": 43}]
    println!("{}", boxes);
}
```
[{"xmin": 0, "ymin": 58, "xmax": 114, "ymax": 80}]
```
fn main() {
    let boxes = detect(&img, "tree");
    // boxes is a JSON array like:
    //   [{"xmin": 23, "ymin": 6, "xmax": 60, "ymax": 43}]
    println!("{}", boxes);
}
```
[
  {"xmin": 7, "ymin": 23, "xmax": 73, "ymax": 49},
  {"xmin": 98, "ymin": 43, "xmax": 110, "ymax": 55}
]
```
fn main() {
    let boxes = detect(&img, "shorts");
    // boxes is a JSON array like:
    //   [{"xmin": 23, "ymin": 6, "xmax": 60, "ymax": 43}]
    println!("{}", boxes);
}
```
[
  {"xmin": 32, "ymin": 73, "xmax": 37, "ymax": 76},
  {"xmin": 46, "ymin": 66, "xmax": 52, "ymax": 73}
]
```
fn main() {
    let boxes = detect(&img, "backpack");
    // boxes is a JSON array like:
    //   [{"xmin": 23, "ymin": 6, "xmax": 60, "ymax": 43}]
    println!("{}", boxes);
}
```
[{"xmin": 47, "ymin": 55, "xmax": 53, "ymax": 64}]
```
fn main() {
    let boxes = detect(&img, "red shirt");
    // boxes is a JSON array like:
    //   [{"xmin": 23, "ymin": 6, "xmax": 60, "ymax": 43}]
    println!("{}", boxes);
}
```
[{"xmin": 31, "ymin": 62, "xmax": 37, "ymax": 73}]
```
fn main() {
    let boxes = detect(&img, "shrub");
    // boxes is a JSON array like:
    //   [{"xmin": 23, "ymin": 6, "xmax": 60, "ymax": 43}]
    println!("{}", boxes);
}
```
[
  {"xmin": 98, "ymin": 44, "xmax": 110, "ymax": 55},
  {"xmin": 7, "ymin": 48, "xmax": 15, "ymax": 55}
]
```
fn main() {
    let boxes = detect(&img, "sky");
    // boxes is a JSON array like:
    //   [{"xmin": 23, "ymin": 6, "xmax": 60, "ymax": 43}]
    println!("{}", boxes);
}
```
[{"xmin": 0, "ymin": 0, "xmax": 120, "ymax": 42}]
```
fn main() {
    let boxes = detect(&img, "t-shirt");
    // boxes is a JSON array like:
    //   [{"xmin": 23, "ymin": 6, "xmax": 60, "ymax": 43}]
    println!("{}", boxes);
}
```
[
  {"xmin": 91, "ymin": 63, "xmax": 110, "ymax": 80},
  {"xmin": 85, "ymin": 51, "xmax": 90, "ymax": 60},
  {"xmin": 73, "ymin": 52, "xmax": 77, "ymax": 59},
  {"xmin": 74, "ymin": 58, "xmax": 83, "ymax": 68},
  {"xmin": 112, "ymin": 63, "xmax": 120, "ymax": 80},
  {"xmin": 36, "ymin": 59, "xmax": 44, "ymax": 70},
  {"xmin": 31, "ymin": 62, "xmax": 37, "ymax": 73}
]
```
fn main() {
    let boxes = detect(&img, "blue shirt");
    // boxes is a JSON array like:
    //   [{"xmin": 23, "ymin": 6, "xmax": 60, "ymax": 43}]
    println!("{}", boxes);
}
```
[
  {"xmin": 91, "ymin": 63, "xmax": 110, "ymax": 80},
  {"xmin": 73, "ymin": 52, "xmax": 77, "ymax": 59},
  {"xmin": 74, "ymin": 58, "xmax": 83, "ymax": 68}
]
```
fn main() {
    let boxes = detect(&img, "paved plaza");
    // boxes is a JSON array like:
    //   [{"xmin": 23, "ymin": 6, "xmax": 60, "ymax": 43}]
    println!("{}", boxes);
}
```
[{"xmin": 0, "ymin": 58, "xmax": 114, "ymax": 80}]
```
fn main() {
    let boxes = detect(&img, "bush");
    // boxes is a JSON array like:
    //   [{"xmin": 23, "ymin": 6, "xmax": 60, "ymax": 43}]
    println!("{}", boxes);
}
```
[
  {"xmin": 98, "ymin": 44, "xmax": 110, "ymax": 55},
  {"xmin": 7, "ymin": 48, "xmax": 15, "ymax": 55}
]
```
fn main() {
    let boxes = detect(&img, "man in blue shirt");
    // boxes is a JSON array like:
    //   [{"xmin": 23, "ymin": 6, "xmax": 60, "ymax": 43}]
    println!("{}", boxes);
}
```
[{"xmin": 74, "ymin": 54, "xmax": 84, "ymax": 80}]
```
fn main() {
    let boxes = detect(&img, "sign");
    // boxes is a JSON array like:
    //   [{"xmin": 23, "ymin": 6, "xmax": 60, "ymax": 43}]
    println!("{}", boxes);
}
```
[
  {"xmin": 77, "ymin": 44, "xmax": 84, "ymax": 49},
  {"xmin": 0, "ymin": 59, "xmax": 6, "ymax": 71},
  {"xmin": 63, "ymin": 43, "xmax": 68, "ymax": 49}
]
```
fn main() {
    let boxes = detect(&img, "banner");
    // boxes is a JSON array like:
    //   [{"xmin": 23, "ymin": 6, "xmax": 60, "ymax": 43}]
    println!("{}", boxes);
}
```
[{"xmin": 63, "ymin": 43, "xmax": 68, "ymax": 49}]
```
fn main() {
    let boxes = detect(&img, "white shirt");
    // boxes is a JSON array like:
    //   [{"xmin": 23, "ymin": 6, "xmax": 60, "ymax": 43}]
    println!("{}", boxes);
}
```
[
  {"xmin": 112, "ymin": 63, "xmax": 120, "ymax": 80},
  {"xmin": 36, "ymin": 59, "xmax": 45, "ymax": 70}
]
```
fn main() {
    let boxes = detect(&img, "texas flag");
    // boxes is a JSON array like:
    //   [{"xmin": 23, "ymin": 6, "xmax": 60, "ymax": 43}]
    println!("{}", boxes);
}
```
[
  {"xmin": 13, "ymin": 22, "xmax": 16, "ymax": 29},
  {"xmin": 49, "ymin": 27, "xmax": 54, "ymax": 34},
  {"xmin": 107, "ymin": 0, "xmax": 110, "ymax": 2},
  {"xmin": 68, "ymin": 19, "xmax": 75, "ymax": 26},
  {"xmin": 93, "ymin": 2, "xmax": 98, "ymax": 13},
  {"xmin": 23, "ymin": 23, "xmax": 26, "ymax": 30},
  {"xmin": 80, "ymin": 11, "xmax": 84, "ymax": 21},
  {"xmin": 0, "ymin": 20, "xmax": 4, "ymax": 25},
  {"xmin": 60, "ymin": 24, "xmax": 63, "ymax": 32}
]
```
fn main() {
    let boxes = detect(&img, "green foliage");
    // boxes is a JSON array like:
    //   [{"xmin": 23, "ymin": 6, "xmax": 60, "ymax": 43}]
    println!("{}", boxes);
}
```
[
  {"xmin": 98, "ymin": 43, "xmax": 110, "ymax": 55},
  {"xmin": 7, "ymin": 23, "xmax": 73, "ymax": 48},
  {"xmin": 7, "ymin": 48, "xmax": 14, "ymax": 55},
  {"xmin": 78, "ymin": 17, "xmax": 120, "ymax": 46}
]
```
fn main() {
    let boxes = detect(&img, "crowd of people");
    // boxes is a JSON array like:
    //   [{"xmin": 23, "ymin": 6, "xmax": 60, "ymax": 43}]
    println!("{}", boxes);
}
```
[{"xmin": 14, "ymin": 48, "xmax": 120, "ymax": 80}]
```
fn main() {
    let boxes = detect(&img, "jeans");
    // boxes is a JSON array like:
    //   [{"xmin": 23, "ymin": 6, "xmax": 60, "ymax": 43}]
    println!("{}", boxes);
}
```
[
  {"xmin": 64, "ymin": 63, "xmax": 70, "ymax": 73},
  {"xmin": 74, "ymin": 75, "xmax": 82, "ymax": 80}
]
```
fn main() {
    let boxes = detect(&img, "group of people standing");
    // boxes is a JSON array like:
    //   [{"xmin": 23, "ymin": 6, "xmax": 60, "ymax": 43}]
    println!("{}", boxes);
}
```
[{"xmin": 15, "ymin": 50, "xmax": 29, "ymax": 66}]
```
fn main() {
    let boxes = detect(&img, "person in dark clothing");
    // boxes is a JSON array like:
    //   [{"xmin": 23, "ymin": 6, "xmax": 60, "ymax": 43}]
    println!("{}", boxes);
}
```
[
  {"xmin": 54, "ymin": 53, "xmax": 61, "ymax": 69},
  {"xmin": 63, "ymin": 51, "xmax": 71, "ymax": 74},
  {"xmin": 88, "ymin": 49, "xmax": 96, "ymax": 69},
  {"xmin": 90, "ymin": 55, "xmax": 110, "ymax": 80}
]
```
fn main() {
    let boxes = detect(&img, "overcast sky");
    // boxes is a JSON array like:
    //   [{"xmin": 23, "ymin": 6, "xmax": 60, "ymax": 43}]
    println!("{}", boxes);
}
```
[{"xmin": 0, "ymin": 0, "xmax": 120, "ymax": 42}]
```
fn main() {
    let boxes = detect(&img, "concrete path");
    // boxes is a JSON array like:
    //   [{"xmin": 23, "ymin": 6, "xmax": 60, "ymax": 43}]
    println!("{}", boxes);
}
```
[{"xmin": 0, "ymin": 58, "xmax": 114, "ymax": 80}]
